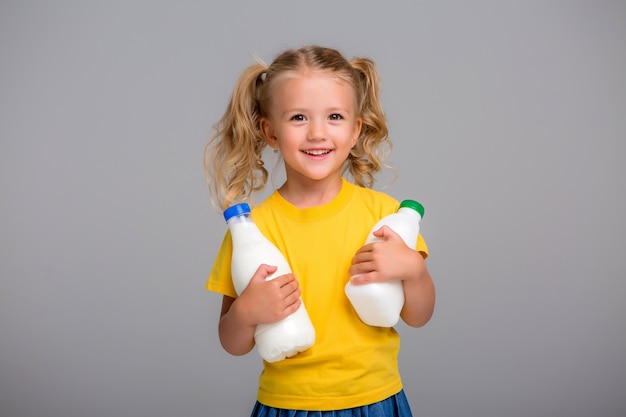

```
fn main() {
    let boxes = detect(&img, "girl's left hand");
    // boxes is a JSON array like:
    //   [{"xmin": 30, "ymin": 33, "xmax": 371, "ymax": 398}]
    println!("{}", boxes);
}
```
[{"xmin": 348, "ymin": 226, "xmax": 424, "ymax": 285}]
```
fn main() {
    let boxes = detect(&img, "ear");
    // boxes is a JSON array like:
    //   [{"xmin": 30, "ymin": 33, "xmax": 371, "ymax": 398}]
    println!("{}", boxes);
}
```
[
  {"xmin": 352, "ymin": 117, "xmax": 363, "ymax": 147},
  {"xmin": 260, "ymin": 118, "xmax": 278, "ymax": 149}
]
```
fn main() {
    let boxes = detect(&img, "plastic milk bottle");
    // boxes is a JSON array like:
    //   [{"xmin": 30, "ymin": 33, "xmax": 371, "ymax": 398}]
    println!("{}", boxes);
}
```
[
  {"xmin": 224, "ymin": 203, "xmax": 315, "ymax": 362},
  {"xmin": 345, "ymin": 200, "xmax": 425, "ymax": 327}
]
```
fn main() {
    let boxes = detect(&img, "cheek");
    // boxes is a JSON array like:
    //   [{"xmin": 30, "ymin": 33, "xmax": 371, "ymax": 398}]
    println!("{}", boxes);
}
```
[{"xmin": 275, "ymin": 129, "xmax": 300, "ymax": 150}]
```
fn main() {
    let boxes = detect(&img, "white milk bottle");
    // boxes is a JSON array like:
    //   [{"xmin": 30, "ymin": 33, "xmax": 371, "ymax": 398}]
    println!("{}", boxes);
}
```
[
  {"xmin": 345, "ymin": 200, "xmax": 425, "ymax": 327},
  {"xmin": 224, "ymin": 203, "xmax": 315, "ymax": 362}
]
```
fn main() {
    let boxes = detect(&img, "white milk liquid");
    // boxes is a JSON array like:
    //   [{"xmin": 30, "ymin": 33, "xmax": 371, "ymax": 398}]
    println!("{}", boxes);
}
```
[{"xmin": 229, "ymin": 218, "xmax": 315, "ymax": 362}]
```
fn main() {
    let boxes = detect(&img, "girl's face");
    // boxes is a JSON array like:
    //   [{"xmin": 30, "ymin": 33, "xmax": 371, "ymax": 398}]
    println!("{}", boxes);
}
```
[{"xmin": 260, "ymin": 71, "xmax": 362, "ymax": 190}]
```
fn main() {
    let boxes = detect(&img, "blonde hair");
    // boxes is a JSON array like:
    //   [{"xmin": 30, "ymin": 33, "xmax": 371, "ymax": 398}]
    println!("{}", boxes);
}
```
[{"xmin": 204, "ymin": 45, "xmax": 392, "ymax": 211}]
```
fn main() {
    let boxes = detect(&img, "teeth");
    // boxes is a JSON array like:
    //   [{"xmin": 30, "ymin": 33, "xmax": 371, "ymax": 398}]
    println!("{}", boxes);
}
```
[{"xmin": 304, "ymin": 149, "xmax": 330, "ymax": 155}]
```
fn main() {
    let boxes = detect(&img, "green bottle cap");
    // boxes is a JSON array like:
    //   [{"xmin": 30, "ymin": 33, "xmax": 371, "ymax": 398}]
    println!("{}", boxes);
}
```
[{"xmin": 399, "ymin": 200, "xmax": 425, "ymax": 217}]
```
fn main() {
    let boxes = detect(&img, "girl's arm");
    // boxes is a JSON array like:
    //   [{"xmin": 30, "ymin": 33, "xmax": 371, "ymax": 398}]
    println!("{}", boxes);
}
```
[
  {"xmin": 399, "ymin": 250, "xmax": 435, "ymax": 327},
  {"xmin": 218, "ymin": 264, "xmax": 302, "ymax": 355},
  {"xmin": 348, "ymin": 226, "xmax": 435, "ymax": 328},
  {"xmin": 218, "ymin": 295, "xmax": 256, "ymax": 355}
]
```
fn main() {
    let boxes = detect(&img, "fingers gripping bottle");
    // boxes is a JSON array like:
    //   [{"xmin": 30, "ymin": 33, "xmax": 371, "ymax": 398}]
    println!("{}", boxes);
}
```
[
  {"xmin": 345, "ymin": 200, "xmax": 425, "ymax": 327},
  {"xmin": 224, "ymin": 203, "xmax": 315, "ymax": 362}
]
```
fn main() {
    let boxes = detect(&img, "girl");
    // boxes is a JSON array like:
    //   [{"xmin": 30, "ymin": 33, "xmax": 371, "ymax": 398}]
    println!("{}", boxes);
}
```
[{"xmin": 205, "ymin": 45, "xmax": 435, "ymax": 416}]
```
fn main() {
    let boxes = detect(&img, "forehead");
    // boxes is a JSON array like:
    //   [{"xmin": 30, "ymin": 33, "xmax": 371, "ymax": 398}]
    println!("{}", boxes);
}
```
[{"xmin": 270, "ymin": 71, "xmax": 357, "ymax": 105}]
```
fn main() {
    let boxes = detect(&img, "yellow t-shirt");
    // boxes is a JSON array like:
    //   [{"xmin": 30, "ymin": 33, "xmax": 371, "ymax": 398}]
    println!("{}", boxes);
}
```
[{"xmin": 207, "ymin": 179, "xmax": 428, "ymax": 411}]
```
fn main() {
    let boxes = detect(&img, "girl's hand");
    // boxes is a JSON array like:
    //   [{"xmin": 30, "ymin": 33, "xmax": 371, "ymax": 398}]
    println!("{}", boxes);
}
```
[
  {"xmin": 234, "ymin": 264, "xmax": 302, "ymax": 327},
  {"xmin": 348, "ymin": 226, "xmax": 424, "ymax": 285}
]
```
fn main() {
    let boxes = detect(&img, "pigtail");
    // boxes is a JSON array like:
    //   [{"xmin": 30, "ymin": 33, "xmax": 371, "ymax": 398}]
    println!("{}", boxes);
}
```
[
  {"xmin": 346, "ymin": 58, "xmax": 392, "ymax": 189},
  {"xmin": 204, "ymin": 63, "xmax": 269, "ymax": 211}
]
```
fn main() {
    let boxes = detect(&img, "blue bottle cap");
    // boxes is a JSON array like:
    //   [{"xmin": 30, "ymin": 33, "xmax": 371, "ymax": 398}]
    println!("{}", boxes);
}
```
[{"xmin": 223, "ymin": 203, "xmax": 251, "ymax": 222}]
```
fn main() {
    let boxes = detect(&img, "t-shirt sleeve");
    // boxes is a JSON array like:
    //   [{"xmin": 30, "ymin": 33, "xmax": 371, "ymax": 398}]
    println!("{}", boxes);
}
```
[
  {"xmin": 416, "ymin": 233, "xmax": 429, "ymax": 259},
  {"xmin": 206, "ymin": 230, "xmax": 238, "ymax": 298}
]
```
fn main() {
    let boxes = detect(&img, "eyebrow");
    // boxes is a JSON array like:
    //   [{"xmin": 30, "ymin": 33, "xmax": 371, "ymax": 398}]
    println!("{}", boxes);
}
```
[{"xmin": 281, "ymin": 107, "xmax": 353, "ymax": 117}]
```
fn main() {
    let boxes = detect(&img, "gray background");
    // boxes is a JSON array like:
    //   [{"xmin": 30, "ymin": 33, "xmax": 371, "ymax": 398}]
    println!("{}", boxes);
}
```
[{"xmin": 1, "ymin": 1, "xmax": 625, "ymax": 416}]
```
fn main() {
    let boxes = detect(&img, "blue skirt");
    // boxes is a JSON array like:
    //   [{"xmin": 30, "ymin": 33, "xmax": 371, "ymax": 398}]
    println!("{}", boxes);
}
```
[{"xmin": 250, "ymin": 390, "xmax": 412, "ymax": 417}]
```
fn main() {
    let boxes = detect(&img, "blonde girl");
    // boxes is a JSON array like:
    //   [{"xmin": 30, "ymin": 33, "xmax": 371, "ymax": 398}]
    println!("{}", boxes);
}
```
[{"xmin": 205, "ymin": 45, "xmax": 435, "ymax": 417}]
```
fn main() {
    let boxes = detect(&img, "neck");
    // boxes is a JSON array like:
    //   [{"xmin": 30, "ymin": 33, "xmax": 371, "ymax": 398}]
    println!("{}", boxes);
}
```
[{"xmin": 278, "ymin": 177, "xmax": 343, "ymax": 209}]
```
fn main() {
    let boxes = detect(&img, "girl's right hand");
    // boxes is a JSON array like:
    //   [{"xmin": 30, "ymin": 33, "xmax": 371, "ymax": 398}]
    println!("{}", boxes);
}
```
[{"xmin": 235, "ymin": 264, "xmax": 302, "ymax": 327}]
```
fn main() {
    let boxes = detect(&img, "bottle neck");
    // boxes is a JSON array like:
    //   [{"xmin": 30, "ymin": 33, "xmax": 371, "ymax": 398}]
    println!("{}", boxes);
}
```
[
  {"xmin": 227, "ymin": 213, "xmax": 265, "ymax": 242},
  {"xmin": 398, "ymin": 207, "xmax": 423, "ymax": 221},
  {"xmin": 226, "ymin": 212, "xmax": 251, "ymax": 225}
]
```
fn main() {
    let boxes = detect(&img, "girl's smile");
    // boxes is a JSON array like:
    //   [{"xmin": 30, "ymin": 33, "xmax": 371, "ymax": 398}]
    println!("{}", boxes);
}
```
[{"xmin": 302, "ymin": 148, "xmax": 333, "ymax": 157}]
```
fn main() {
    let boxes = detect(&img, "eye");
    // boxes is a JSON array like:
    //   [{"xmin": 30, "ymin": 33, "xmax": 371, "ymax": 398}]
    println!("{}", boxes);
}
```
[
  {"xmin": 290, "ymin": 114, "xmax": 306, "ymax": 121},
  {"xmin": 329, "ymin": 113, "xmax": 344, "ymax": 121}
]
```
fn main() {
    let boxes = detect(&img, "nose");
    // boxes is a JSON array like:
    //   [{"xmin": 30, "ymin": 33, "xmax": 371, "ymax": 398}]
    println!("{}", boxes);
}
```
[{"xmin": 307, "ymin": 119, "xmax": 326, "ymax": 141}]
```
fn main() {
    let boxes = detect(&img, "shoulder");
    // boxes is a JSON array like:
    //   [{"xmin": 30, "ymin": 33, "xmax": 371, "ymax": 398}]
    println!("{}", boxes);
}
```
[
  {"xmin": 350, "ymin": 183, "xmax": 399, "ymax": 213},
  {"xmin": 250, "ymin": 198, "xmax": 271, "ymax": 216},
  {"xmin": 247, "ymin": 193, "xmax": 283, "ymax": 226}
]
